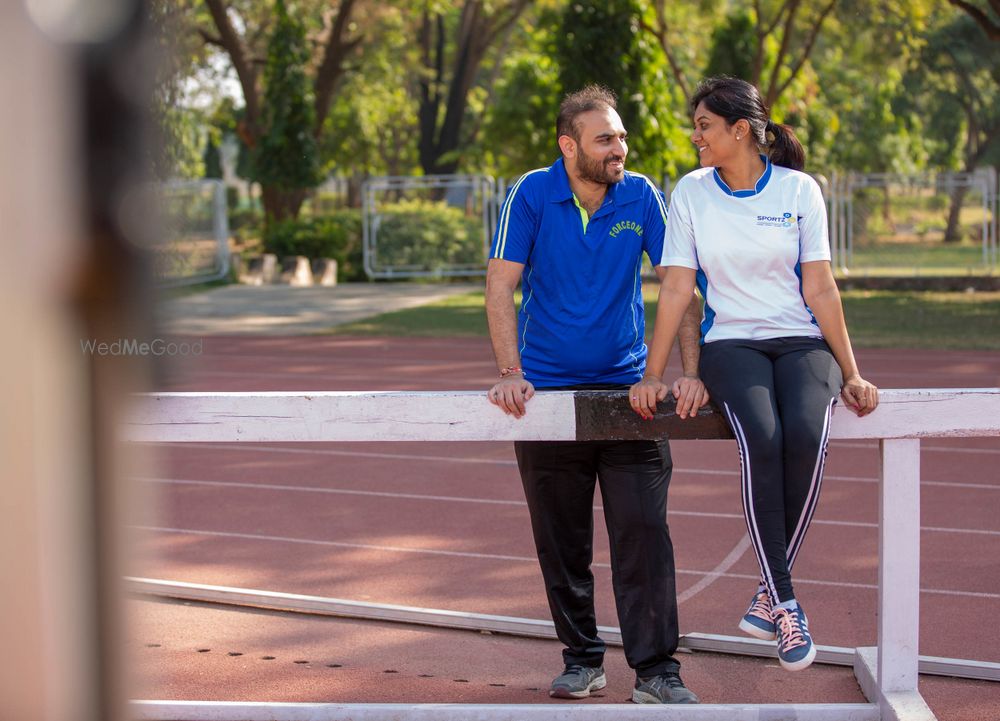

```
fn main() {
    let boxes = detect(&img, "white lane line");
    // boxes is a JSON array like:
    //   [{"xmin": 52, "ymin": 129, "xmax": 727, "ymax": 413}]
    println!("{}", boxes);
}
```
[
  {"xmin": 139, "ymin": 443, "xmax": 1000, "ymax": 490},
  {"xmin": 135, "ymin": 525, "xmax": 539, "ymax": 564},
  {"xmin": 139, "ymin": 478, "xmax": 1000, "ymax": 536},
  {"xmin": 677, "ymin": 536, "xmax": 751, "ymax": 604},
  {"xmin": 133, "ymin": 525, "xmax": 1000, "ymax": 600},
  {"xmin": 142, "ymin": 477, "xmax": 526, "ymax": 506}
]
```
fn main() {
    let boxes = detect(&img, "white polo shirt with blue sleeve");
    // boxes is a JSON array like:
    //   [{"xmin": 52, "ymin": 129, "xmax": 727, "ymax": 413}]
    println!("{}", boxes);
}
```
[
  {"xmin": 661, "ymin": 157, "xmax": 831, "ymax": 344},
  {"xmin": 490, "ymin": 157, "xmax": 667, "ymax": 388}
]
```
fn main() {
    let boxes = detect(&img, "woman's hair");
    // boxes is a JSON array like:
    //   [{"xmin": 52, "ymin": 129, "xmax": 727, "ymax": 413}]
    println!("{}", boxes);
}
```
[{"xmin": 689, "ymin": 76, "xmax": 805, "ymax": 171}]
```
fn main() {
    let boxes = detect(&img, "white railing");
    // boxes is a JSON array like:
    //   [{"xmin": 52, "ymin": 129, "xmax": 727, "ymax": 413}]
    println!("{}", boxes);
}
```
[{"xmin": 125, "ymin": 388, "xmax": 1000, "ymax": 721}]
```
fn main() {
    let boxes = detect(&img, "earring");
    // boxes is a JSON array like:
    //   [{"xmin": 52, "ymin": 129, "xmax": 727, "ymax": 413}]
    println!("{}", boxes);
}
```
[{"xmin": 736, "ymin": 135, "xmax": 741, "ymax": 141}]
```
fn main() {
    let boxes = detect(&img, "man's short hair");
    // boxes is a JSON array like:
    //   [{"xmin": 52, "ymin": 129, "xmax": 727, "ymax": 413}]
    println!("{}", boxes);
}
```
[{"xmin": 556, "ymin": 85, "xmax": 618, "ymax": 144}]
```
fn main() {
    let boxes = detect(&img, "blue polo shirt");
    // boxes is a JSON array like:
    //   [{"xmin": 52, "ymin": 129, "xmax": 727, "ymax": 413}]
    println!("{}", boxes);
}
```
[{"xmin": 490, "ymin": 157, "xmax": 667, "ymax": 388}]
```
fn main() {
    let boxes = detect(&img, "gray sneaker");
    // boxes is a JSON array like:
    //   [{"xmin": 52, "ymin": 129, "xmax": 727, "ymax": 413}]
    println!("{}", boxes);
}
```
[
  {"xmin": 632, "ymin": 672, "xmax": 699, "ymax": 704},
  {"xmin": 549, "ymin": 664, "xmax": 607, "ymax": 699}
]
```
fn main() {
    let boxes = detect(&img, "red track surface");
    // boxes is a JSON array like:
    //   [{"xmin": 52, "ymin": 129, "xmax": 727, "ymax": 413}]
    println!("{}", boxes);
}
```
[{"xmin": 128, "ymin": 337, "xmax": 1000, "ymax": 718}]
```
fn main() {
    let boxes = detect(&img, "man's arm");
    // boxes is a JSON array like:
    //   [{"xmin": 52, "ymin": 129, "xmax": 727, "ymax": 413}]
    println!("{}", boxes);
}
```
[{"xmin": 485, "ymin": 258, "xmax": 534, "ymax": 418}]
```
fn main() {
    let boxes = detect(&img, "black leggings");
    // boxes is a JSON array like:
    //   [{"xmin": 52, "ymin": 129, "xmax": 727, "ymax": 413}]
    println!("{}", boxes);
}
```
[{"xmin": 699, "ymin": 337, "xmax": 842, "ymax": 604}]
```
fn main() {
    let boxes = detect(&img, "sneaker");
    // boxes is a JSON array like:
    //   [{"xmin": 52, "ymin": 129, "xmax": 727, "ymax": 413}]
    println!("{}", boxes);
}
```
[
  {"xmin": 739, "ymin": 589, "xmax": 777, "ymax": 641},
  {"xmin": 774, "ymin": 604, "xmax": 816, "ymax": 671},
  {"xmin": 632, "ymin": 672, "xmax": 699, "ymax": 704},
  {"xmin": 549, "ymin": 664, "xmax": 607, "ymax": 699}
]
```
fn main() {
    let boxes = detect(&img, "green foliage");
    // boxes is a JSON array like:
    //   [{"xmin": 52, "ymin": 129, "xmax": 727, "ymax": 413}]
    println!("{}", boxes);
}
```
[
  {"xmin": 900, "ymin": 12, "xmax": 1000, "ymax": 170},
  {"xmin": 373, "ymin": 200, "xmax": 485, "ymax": 273},
  {"xmin": 167, "ymin": 0, "xmax": 1000, "ymax": 187},
  {"xmin": 479, "ymin": 46, "xmax": 562, "ymax": 178},
  {"xmin": 263, "ymin": 210, "xmax": 365, "ymax": 281},
  {"xmin": 153, "ymin": 104, "xmax": 207, "ymax": 179},
  {"xmin": 149, "ymin": 0, "xmax": 208, "ymax": 180},
  {"xmin": 262, "ymin": 200, "xmax": 484, "ymax": 280},
  {"xmin": 704, "ymin": 8, "xmax": 756, "ymax": 81},
  {"xmin": 320, "ymin": 6, "xmax": 419, "ymax": 178},
  {"xmin": 203, "ymin": 132, "xmax": 223, "ymax": 179},
  {"xmin": 552, "ymin": 0, "xmax": 688, "ymax": 178},
  {"xmin": 556, "ymin": 0, "xmax": 646, "ymax": 124},
  {"xmin": 253, "ymin": 0, "xmax": 321, "ymax": 192}
]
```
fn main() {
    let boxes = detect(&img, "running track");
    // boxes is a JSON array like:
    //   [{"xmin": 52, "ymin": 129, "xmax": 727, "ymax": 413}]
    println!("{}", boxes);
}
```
[{"xmin": 128, "ymin": 337, "xmax": 1000, "ymax": 718}]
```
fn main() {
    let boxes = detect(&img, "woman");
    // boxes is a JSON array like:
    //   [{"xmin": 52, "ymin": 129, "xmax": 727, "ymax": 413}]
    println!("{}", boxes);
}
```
[{"xmin": 630, "ymin": 76, "xmax": 878, "ymax": 672}]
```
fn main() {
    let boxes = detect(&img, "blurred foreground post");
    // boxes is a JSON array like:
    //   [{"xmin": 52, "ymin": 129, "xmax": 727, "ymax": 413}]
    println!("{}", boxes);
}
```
[{"xmin": 0, "ymin": 2, "xmax": 155, "ymax": 720}]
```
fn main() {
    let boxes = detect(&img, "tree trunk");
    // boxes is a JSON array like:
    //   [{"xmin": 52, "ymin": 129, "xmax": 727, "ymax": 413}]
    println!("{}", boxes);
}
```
[
  {"xmin": 262, "ymin": 186, "xmax": 307, "ymax": 226},
  {"xmin": 943, "ymin": 183, "xmax": 968, "ymax": 243}
]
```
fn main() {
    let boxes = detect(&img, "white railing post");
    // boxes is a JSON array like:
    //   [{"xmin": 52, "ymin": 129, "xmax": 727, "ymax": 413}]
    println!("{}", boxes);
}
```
[{"xmin": 878, "ymin": 438, "xmax": 921, "ymax": 694}]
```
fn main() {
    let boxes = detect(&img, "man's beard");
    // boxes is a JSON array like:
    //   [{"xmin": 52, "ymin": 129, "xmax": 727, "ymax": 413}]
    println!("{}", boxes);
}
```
[{"xmin": 577, "ymin": 149, "xmax": 625, "ymax": 185}]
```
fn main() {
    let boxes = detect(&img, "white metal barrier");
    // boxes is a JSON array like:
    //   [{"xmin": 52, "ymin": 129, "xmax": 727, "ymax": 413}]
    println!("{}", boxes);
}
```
[{"xmin": 125, "ymin": 388, "xmax": 1000, "ymax": 721}]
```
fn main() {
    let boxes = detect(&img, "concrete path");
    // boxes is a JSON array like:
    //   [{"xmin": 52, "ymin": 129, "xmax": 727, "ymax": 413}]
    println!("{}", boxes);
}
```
[{"xmin": 156, "ymin": 282, "xmax": 483, "ymax": 336}]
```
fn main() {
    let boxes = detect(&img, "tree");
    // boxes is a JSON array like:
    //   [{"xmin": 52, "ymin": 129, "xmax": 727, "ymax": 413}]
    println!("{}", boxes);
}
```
[
  {"xmin": 150, "ymin": 0, "xmax": 208, "ymax": 179},
  {"xmin": 642, "ymin": 0, "xmax": 722, "ymax": 102},
  {"xmin": 478, "ymin": 49, "xmax": 562, "ymax": 180},
  {"xmin": 645, "ymin": 0, "xmax": 836, "ymax": 110},
  {"xmin": 253, "ymin": 0, "xmax": 321, "ymax": 222},
  {"xmin": 903, "ymin": 12, "xmax": 1000, "ymax": 241},
  {"xmin": 196, "ymin": 0, "xmax": 363, "ymax": 219},
  {"xmin": 320, "ymin": 6, "xmax": 421, "ymax": 202},
  {"xmin": 416, "ymin": 0, "xmax": 531, "ymax": 176},
  {"xmin": 553, "ymin": 0, "xmax": 690, "ymax": 179},
  {"xmin": 946, "ymin": 0, "xmax": 1000, "ymax": 40}
]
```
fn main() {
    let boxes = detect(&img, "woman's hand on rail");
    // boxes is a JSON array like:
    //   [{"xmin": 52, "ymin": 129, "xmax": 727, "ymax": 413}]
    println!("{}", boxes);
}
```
[
  {"xmin": 841, "ymin": 374, "xmax": 879, "ymax": 417},
  {"xmin": 630, "ymin": 376, "xmax": 669, "ymax": 421}
]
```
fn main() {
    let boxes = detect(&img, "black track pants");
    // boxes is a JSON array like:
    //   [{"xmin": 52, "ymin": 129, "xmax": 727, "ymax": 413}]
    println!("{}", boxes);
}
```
[
  {"xmin": 699, "ymin": 336, "xmax": 842, "ymax": 604},
  {"xmin": 515, "ymin": 437, "xmax": 681, "ymax": 676}
]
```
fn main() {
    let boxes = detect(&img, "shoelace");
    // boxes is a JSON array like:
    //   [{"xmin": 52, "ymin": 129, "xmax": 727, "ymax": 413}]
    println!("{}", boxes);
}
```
[
  {"xmin": 643, "ymin": 674, "xmax": 683, "ymax": 693},
  {"xmin": 747, "ymin": 591, "xmax": 772, "ymax": 621},
  {"xmin": 563, "ymin": 665, "xmax": 594, "ymax": 680},
  {"xmin": 774, "ymin": 608, "xmax": 808, "ymax": 652}
]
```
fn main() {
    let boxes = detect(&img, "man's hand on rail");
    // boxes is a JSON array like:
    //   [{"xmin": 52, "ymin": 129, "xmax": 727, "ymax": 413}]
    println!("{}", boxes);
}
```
[
  {"xmin": 488, "ymin": 375, "xmax": 535, "ymax": 419},
  {"xmin": 841, "ymin": 374, "xmax": 879, "ymax": 417},
  {"xmin": 671, "ymin": 375, "xmax": 710, "ymax": 419}
]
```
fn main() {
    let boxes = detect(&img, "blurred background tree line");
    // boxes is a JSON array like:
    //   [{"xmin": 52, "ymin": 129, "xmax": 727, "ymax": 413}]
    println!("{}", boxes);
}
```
[{"xmin": 150, "ymin": 0, "xmax": 1000, "ymax": 271}]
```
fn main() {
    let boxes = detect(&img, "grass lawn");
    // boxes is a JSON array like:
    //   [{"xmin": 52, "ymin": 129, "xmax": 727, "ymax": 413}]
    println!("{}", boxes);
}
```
[{"xmin": 331, "ymin": 287, "xmax": 1000, "ymax": 350}]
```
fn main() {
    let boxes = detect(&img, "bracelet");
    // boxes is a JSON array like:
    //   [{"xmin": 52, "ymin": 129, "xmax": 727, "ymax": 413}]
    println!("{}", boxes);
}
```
[{"xmin": 499, "ymin": 366, "xmax": 523, "ymax": 378}]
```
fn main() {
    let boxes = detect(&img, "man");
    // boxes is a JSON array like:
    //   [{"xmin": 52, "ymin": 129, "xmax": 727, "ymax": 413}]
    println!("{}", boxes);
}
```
[{"xmin": 485, "ymin": 85, "xmax": 707, "ymax": 705}]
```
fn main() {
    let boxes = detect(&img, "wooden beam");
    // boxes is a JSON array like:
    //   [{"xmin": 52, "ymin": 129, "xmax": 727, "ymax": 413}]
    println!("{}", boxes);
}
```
[{"xmin": 124, "ymin": 389, "xmax": 1000, "ymax": 444}]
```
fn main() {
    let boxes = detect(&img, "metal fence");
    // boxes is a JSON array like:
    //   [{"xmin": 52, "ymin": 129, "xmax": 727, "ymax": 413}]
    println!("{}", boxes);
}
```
[
  {"xmin": 154, "ymin": 167, "xmax": 997, "ymax": 284},
  {"xmin": 828, "ymin": 168, "xmax": 998, "ymax": 275},
  {"xmin": 154, "ymin": 179, "xmax": 231, "ymax": 287},
  {"xmin": 362, "ymin": 174, "xmax": 497, "ymax": 279}
]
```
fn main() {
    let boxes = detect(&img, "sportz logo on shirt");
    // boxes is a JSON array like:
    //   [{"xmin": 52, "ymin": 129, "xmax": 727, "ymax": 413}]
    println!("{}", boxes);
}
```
[
  {"xmin": 756, "ymin": 212, "xmax": 795, "ymax": 228},
  {"xmin": 609, "ymin": 220, "xmax": 644, "ymax": 239}
]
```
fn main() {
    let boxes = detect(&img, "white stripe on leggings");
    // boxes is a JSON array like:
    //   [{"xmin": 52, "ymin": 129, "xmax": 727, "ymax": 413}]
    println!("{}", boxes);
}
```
[
  {"xmin": 786, "ymin": 397, "xmax": 836, "ymax": 570},
  {"xmin": 724, "ymin": 402, "xmax": 779, "ymax": 603}
]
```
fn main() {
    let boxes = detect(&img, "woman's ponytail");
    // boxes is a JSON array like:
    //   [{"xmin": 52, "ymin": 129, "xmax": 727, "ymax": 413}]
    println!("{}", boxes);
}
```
[{"xmin": 767, "ymin": 120, "xmax": 805, "ymax": 171}]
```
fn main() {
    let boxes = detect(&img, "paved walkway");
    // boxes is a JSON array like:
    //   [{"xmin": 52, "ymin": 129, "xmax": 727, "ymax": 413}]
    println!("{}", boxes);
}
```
[{"xmin": 156, "ymin": 282, "xmax": 483, "ymax": 336}]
